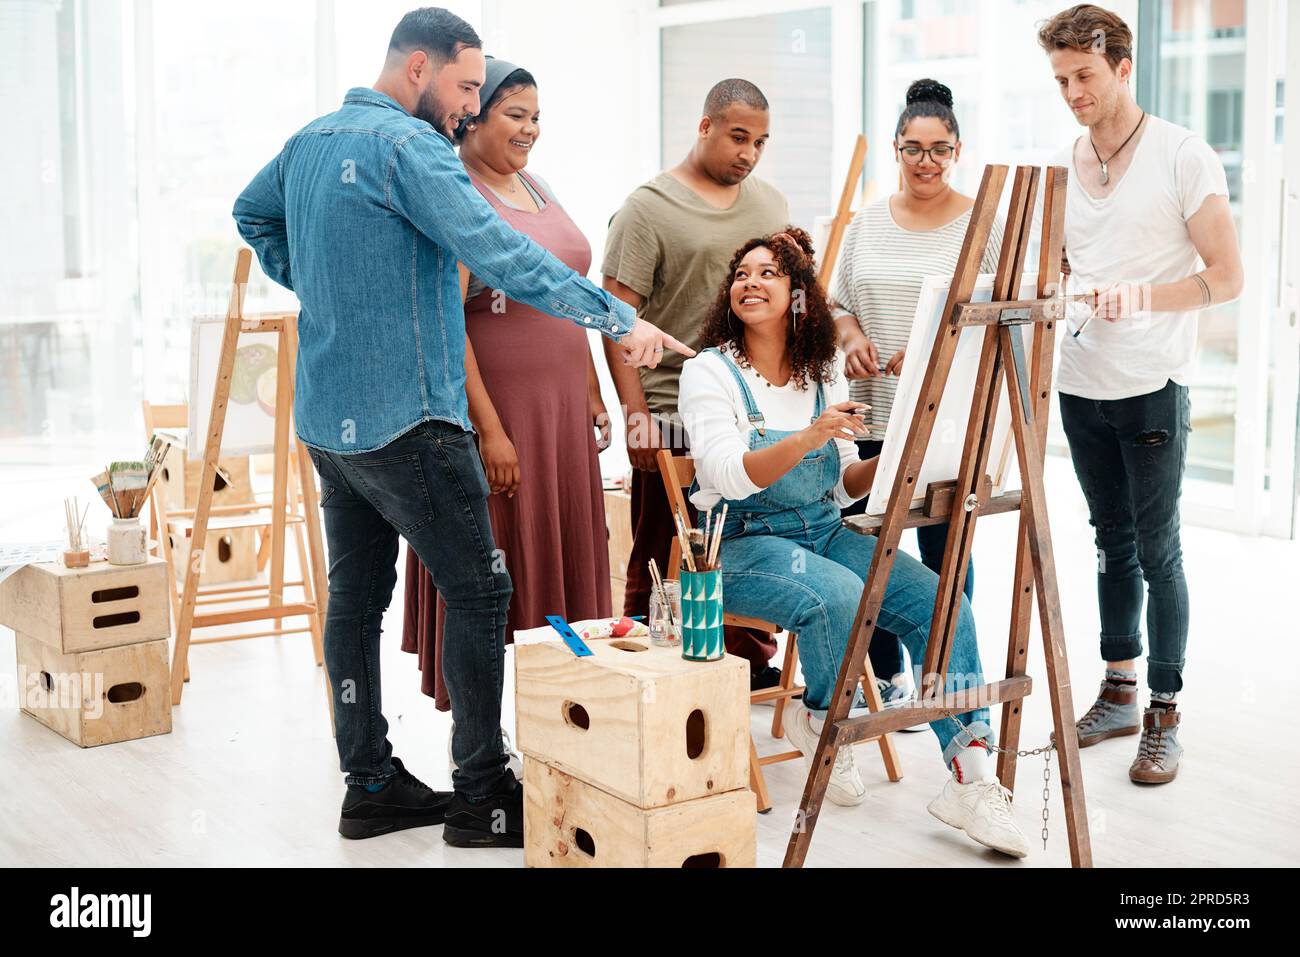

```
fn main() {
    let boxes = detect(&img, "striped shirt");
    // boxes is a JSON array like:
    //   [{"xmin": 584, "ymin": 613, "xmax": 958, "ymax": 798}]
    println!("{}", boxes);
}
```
[{"xmin": 830, "ymin": 197, "xmax": 1004, "ymax": 433}]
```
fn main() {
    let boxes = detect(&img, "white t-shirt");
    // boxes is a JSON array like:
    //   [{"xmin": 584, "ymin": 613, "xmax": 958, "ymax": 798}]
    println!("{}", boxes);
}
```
[
  {"xmin": 1055, "ymin": 114, "xmax": 1229, "ymax": 401},
  {"xmin": 678, "ymin": 346, "xmax": 861, "ymax": 510}
]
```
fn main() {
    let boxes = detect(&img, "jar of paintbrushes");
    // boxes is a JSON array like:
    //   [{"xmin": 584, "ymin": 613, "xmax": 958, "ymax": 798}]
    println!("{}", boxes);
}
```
[
  {"xmin": 671, "ymin": 503, "xmax": 728, "ymax": 662},
  {"xmin": 92, "ymin": 435, "xmax": 171, "ymax": 566}
]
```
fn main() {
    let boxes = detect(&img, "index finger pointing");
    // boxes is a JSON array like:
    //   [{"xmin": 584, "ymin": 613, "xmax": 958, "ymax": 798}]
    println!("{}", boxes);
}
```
[{"xmin": 661, "ymin": 332, "xmax": 696, "ymax": 358}]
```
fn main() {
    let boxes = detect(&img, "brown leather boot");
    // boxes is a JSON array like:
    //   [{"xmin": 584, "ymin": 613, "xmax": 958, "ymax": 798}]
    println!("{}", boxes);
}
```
[
  {"xmin": 1074, "ymin": 679, "xmax": 1140, "ymax": 747},
  {"xmin": 1129, "ymin": 706, "xmax": 1183, "ymax": 784}
]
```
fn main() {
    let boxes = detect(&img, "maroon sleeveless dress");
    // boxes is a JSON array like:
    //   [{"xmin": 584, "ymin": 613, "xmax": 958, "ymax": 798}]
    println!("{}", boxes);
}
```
[{"xmin": 401, "ymin": 168, "xmax": 612, "ymax": 709}]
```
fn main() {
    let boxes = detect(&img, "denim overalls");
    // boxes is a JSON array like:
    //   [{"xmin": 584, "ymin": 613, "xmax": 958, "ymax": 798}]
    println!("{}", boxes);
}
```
[{"xmin": 698, "ymin": 348, "xmax": 993, "ymax": 766}]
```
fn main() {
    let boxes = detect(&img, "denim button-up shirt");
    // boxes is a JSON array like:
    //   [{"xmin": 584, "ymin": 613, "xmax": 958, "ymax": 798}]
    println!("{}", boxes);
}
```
[{"xmin": 233, "ymin": 87, "xmax": 635, "ymax": 454}]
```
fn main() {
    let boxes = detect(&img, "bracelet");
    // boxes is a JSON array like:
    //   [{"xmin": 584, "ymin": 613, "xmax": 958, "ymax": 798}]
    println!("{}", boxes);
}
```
[{"xmin": 1192, "ymin": 273, "xmax": 1212, "ymax": 307}]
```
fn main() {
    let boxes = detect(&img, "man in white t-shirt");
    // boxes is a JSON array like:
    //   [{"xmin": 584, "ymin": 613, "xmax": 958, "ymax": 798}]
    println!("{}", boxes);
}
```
[{"xmin": 1038, "ymin": 5, "xmax": 1243, "ymax": 786}]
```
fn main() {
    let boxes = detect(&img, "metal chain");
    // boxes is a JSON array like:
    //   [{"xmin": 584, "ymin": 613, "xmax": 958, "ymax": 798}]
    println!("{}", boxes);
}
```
[{"xmin": 944, "ymin": 713, "xmax": 1056, "ymax": 850}]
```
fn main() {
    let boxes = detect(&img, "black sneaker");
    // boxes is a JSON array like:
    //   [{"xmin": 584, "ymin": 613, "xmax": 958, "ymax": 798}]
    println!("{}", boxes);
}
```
[
  {"xmin": 750, "ymin": 665, "xmax": 782, "ymax": 693},
  {"xmin": 442, "ymin": 771, "xmax": 524, "ymax": 849},
  {"xmin": 338, "ymin": 757, "xmax": 452, "ymax": 840}
]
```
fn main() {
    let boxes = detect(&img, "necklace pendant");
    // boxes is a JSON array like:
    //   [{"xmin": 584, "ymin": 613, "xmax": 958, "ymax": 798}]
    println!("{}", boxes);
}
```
[{"xmin": 1099, "ymin": 163, "xmax": 1109, "ymax": 186}]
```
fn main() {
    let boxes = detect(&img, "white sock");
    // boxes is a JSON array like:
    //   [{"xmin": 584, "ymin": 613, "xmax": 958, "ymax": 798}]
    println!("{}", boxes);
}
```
[{"xmin": 950, "ymin": 741, "xmax": 994, "ymax": 784}]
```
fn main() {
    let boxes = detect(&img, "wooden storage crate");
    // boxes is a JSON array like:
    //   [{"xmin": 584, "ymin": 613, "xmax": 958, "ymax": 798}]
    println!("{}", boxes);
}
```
[
  {"xmin": 523, "ymin": 758, "xmax": 755, "ymax": 868},
  {"xmin": 155, "ymin": 444, "xmax": 254, "ymax": 512},
  {"xmin": 166, "ymin": 525, "xmax": 259, "ymax": 584},
  {"xmin": 0, "ymin": 558, "xmax": 170, "ymax": 653},
  {"xmin": 515, "ymin": 638, "xmax": 747, "ymax": 809},
  {"xmin": 15, "ymin": 632, "xmax": 172, "ymax": 747}
]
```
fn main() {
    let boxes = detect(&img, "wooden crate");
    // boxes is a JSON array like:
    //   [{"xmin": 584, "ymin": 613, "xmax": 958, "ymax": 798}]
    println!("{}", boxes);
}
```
[
  {"xmin": 166, "ymin": 525, "xmax": 259, "ymax": 584},
  {"xmin": 15, "ymin": 632, "xmax": 172, "ymax": 747},
  {"xmin": 515, "ymin": 638, "xmax": 747, "ymax": 808},
  {"xmin": 523, "ymin": 757, "xmax": 755, "ymax": 868},
  {"xmin": 155, "ymin": 445, "xmax": 254, "ymax": 511},
  {"xmin": 0, "ymin": 558, "xmax": 170, "ymax": 653}
]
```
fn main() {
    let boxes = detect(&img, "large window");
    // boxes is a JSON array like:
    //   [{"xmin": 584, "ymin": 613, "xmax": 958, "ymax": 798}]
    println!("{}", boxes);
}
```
[
  {"xmin": 1154, "ymin": 0, "xmax": 1247, "ymax": 486},
  {"xmin": 0, "ymin": 0, "xmax": 137, "ymax": 451}
]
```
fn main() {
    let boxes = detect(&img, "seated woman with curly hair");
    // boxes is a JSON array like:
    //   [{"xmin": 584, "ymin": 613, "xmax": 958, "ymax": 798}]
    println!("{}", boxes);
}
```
[{"xmin": 677, "ymin": 226, "xmax": 1028, "ymax": 858}]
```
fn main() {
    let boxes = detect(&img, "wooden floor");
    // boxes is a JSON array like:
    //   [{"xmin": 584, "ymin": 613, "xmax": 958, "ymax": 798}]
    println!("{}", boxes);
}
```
[{"xmin": 1, "ymin": 456, "xmax": 1297, "ymax": 867}]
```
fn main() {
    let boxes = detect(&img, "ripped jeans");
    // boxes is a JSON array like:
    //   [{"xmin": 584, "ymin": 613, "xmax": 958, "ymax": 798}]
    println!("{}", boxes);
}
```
[{"xmin": 1059, "ymin": 379, "xmax": 1191, "ymax": 693}]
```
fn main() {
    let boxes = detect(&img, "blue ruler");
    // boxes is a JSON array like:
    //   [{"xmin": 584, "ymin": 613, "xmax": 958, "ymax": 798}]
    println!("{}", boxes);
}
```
[{"xmin": 546, "ymin": 616, "xmax": 593, "ymax": 657}]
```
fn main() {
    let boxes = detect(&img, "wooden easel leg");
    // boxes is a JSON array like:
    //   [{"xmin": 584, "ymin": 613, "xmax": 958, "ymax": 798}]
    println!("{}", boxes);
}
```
[
  {"xmin": 287, "ymin": 458, "xmax": 324, "ymax": 667},
  {"xmin": 749, "ymin": 735, "xmax": 772, "ymax": 813},
  {"xmin": 1000, "ymin": 324, "xmax": 1092, "ymax": 867},
  {"xmin": 268, "ymin": 327, "xmax": 292, "ymax": 607},
  {"xmin": 171, "ymin": 251, "xmax": 251, "ymax": 705},
  {"xmin": 1001, "ymin": 164, "xmax": 1067, "ymax": 790},
  {"xmin": 998, "ymin": 520, "xmax": 1035, "ymax": 789}
]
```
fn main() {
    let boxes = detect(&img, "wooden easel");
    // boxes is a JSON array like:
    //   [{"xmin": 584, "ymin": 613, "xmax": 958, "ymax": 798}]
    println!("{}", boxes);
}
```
[
  {"xmin": 784, "ymin": 164, "xmax": 1092, "ymax": 867},
  {"xmin": 170, "ymin": 248, "xmax": 331, "ymax": 720},
  {"xmin": 818, "ymin": 135, "xmax": 868, "ymax": 289}
]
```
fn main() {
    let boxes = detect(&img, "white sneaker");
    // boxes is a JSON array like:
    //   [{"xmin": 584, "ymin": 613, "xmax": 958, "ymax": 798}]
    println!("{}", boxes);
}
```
[
  {"xmin": 782, "ymin": 701, "xmax": 867, "ymax": 807},
  {"xmin": 448, "ymin": 724, "xmax": 524, "ymax": 781},
  {"xmin": 927, "ymin": 776, "xmax": 1029, "ymax": 858}
]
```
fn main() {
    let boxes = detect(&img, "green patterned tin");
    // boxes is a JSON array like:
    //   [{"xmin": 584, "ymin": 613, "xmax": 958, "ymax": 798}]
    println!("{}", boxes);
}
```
[{"xmin": 679, "ymin": 566, "xmax": 724, "ymax": 661}]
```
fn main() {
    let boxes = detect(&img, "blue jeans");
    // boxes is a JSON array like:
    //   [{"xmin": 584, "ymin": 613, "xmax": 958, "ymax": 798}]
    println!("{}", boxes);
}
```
[
  {"xmin": 1059, "ymin": 379, "xmax": 1191, "ymax": 693},
  {"xmin": 718, "ymin": 501, "xmax": 993, "ymax": 766},
  {"xmin": 841, "ymin": 438, "xmax": 974, "ymax": 680},
  {"xmin": 305, "ymin": 420, "xmax": 511, "ymax": 797}
]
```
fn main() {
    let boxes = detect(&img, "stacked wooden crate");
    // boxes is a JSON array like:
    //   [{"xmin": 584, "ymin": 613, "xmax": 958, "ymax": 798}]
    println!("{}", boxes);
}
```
[
  {"xmin": 155, "ymin": 446, "xmax": 259, "ymax": 583},
  {"xmin": 515, "ymin": 637, "xmax": 755, "ymax": 867},
  {"xmin": 2, "ymin": 557, "xmax": 173, "ymax": 747}
]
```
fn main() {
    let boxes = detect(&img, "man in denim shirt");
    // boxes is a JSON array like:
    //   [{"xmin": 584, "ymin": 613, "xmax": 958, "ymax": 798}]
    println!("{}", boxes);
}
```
[{"xmin": 234, "ymin": 7, "xmax": 691, "ymax": 849}]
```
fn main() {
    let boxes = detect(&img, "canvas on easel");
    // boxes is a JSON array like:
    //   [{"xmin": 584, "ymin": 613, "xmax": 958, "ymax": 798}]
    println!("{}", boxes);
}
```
[
  {"xmin": 866, "ymin": 272, "xmax": 1039, "ymax": 515},
  {"xmin": 188, "ymin": 316, "xmax": 280, "ymax": 458}
]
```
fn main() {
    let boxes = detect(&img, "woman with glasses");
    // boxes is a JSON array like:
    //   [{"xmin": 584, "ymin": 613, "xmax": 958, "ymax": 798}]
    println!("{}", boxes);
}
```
[{"xmin": 830, "ymin": 79, "xmax": 1004, "ymax": 706}]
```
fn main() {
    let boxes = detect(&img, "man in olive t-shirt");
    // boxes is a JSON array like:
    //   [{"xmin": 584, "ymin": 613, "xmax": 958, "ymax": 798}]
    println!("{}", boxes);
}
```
[{"xmin": 601, "ymin": 78, "xmax": 789, "ymax": 686}]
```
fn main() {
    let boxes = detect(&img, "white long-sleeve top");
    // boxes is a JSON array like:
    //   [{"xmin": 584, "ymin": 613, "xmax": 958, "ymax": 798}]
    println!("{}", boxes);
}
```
[{"xmin": 678, "ymin": 345, "xmax": 862, "ymax": 511}]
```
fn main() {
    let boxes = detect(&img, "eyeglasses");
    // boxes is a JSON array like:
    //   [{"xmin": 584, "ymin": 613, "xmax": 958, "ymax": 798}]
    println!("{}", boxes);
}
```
[{"xmin": 896, "ymin": 143, "xmax": 956, "ymax": 166}]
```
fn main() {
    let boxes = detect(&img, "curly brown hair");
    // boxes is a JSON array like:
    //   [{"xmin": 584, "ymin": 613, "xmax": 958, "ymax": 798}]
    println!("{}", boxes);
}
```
[{"xmin": 699, "ymin": 226, "xmax": 838, "ymax": 390}]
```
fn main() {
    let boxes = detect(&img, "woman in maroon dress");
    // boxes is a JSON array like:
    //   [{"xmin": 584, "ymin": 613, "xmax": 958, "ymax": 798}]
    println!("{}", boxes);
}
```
[{"xmin": 402, "ymin": 60, "xmax": 612, "ymax": 711}]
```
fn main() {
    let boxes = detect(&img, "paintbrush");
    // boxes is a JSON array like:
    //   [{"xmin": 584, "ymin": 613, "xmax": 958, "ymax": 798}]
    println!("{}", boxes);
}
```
[
  {"xmin": 647, "ymin": 558, "xmax": 677, "ymax": 635},
  {"xmin": 707, "ymin": 503, "xmax": 728, "ymax": 568},
  {"xmin": 673, "ymin": 505, "xmax": 696, "ymax": 572},
  {"xmin": 108, "ymin": 461, "xmax": 150, "ymax": 519}
]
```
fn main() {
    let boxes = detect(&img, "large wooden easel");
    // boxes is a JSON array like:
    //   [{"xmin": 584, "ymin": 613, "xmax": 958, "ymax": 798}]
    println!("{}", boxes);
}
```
[
  {"xmin": 170, "ymin": 249, "xmax": 331, "ymax": 716},
  {"xmin": 785, "ymin": 163, "xmax": 1092, "ymax": 867}
]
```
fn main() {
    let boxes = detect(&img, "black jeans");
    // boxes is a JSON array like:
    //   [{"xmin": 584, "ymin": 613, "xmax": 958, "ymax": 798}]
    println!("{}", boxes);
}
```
[
  {"xmin": 841, "ymin": 439, "xmax": 975, "ymax": 680},
  {"xmin": 1059, "ymin": 379, "xmax": 1191, "ymax": 693},
  {"xmin": 306, "ymin": 420, "xmax": 512, "ymax": 798}
]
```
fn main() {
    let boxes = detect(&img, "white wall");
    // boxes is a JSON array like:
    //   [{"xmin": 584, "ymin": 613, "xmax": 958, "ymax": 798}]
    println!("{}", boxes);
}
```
[{"xmin": 481, "ymin": 0, "xmax": 658, "ymax": 479}]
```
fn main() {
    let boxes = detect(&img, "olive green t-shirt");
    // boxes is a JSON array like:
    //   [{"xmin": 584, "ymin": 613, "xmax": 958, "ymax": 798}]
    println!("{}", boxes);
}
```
[{"xmin": 601, "ymin": 172, "xmax": 789, "ymax": 417}]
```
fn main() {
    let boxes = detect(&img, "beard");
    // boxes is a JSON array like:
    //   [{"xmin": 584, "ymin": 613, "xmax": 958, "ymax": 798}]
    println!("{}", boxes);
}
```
[{"xmin": 413, "ymin": 85, "xmax": 455, "ymax": 137}]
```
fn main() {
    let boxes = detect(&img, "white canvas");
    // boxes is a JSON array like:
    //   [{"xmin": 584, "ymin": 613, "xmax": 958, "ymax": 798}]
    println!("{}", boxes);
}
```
[
  {"xmin": 865, "ymin": 273, "xmax": 1040, "ymax": 516},
  {"xmin": 188, "ymin": 316, "xmax": 281, "ymax": 458}
]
